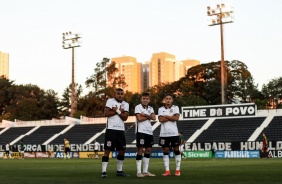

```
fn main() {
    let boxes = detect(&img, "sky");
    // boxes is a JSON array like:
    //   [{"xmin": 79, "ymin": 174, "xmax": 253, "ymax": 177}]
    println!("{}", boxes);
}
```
[{"xmin": 1, "ymin": 0, "xmax": 282, "ymax": 97}]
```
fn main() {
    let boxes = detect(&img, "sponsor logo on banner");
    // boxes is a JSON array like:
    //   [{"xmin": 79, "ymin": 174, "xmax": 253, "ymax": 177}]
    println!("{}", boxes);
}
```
[
  {"xmin": 79, "ymin": 152, "xmax": 109, "ymax": 158},
  {"xmin": 268, "ymin": 150, "xmax": 282, "ymax": 158},
  {"xmin": 186, "ymin": 141, "xmax": 282, "ymax": 151},
  {"xmin": 182, "ymin": 103, "xmax": 256, "ymax": 119},
  {"xmin": 112, "ymin": 151, "xmax": 175, "ymax": 158},
  {"xmin": 35, "ymin": 152, "xmax": 49, "ymax": 158},
  {"xmin": 216, "ymin": 151, "xmax": 260, "ymax": 158},
  {"xmin": 184, "ymin": 151, "xmax": 212, "ymax": 158},
  {"xmin": 54, "ymin": 152, "xmax": 79, "ymax": 158}
]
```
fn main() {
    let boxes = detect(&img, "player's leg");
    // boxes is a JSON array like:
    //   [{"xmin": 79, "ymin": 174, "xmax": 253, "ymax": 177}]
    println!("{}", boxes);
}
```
[
  {"xmin": 101, "ymin": 129, "xmax": 115, "ymax": 178},
  {"xmin": 172, "ymin": 136, "xmax": 181, "ymax": 176},
  {"xmin": 159, "ymin": 137, "xmax": 171, "ymax": 176},
  {"xmin": 136, "ymin": 147, "xmax": 144, "ymax": 177},
  {"xmin": 67, "ymin": 149, "xmax": 70, "ymax": 159},
  {"xmin": 142, "ymin": 134, "xmax": 155, "ymax": 176},
  {"xmin": 116, "ymin": 131, "xmax": 129, "ymax": 177},
  {"xmin": 64, "ymin": 149, "xmax": 67, "ymax": 159},
  {"xmin": 136, "ymin": 132, "xmax": 145, "ymax": 177}
]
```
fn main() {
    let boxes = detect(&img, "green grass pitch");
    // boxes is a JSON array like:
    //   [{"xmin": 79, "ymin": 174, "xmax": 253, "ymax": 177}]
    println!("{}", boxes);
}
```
[{"xmin": 0, "ymin": 158, "xmax": 281, "ymax": 184}]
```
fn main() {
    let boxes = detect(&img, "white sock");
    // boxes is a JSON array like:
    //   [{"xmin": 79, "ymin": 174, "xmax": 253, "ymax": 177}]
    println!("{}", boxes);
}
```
[
  {"xmin": 143, "ymin": 157, "xmax": 150, "ymax": 173},
  {"xmin": 175, "ymin": 154, "xmax": 181, "ymax": 170},
  {"xmin": 102, "ymin": 162, "xmax": 108, "ymax": 173},
  {"xmin": 117, "ymin": 160, "xmax": 124, "ymax": 171},
  {"xmin": 163, "ymin": 155, "xmax": 170, "ymax": 171},
  {"xmin": 136, "ymin": 160, "xmax": 142, "ymax": 173}
]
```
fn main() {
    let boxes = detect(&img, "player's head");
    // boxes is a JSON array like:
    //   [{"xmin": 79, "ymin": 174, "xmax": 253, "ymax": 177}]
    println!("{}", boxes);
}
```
[
  {"xmin": 163, "ymin": 93, "xmax": 174, "ymax": 105},
  {"xmin": 141, "ymin": 92, "xmax": 150, "ymax": 106},
  {"xmin": 179, "ymin": 131, "xmax": 183, "ymax": 135},
  {"xmin": 115, "ymin": 88, "xmax": 124, "ymax": 101}
]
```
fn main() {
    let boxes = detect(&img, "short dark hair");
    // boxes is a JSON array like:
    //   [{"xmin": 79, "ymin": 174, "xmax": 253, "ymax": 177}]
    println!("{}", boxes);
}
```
[
  {"xmin": 164, "ymin": 93, "xmax": 174, "ymax": 98},
  {"xmin": 116, "ymin": 88, "xmax": 124, "ymax": 93},
  {"xmin": 141, "ymin": 92, "xmax": 150, "ymax": 97}
]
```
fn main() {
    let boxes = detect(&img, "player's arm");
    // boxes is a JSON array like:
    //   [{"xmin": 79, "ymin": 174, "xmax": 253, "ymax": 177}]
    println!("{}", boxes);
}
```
[
  {"xmin": 119, "ymin": 111, "xmax": 129, "ymax": 121},
  {"xmin": 150, "ymin": 113, "xmax": 156, "ymax": 121},
  {"xmin": 158, "ymin": 115, "xmax": 169, "ymax": 123},
  {"xmin": 136, "ymin": 113, "xmax": 148, "ymax": 122},
  {"xmin": 136, "ymin": 113, "xmax": 156, "ymax": 121},
  {"xmin": 104, "ymin": 107, "xmax": 118, "ymax": 117},
  {"xmin": 163, "ymin": 114, "xmax": 180, "ymax": 121}
]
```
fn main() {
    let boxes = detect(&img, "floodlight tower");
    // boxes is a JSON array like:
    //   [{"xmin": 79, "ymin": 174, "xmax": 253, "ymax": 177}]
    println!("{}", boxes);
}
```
[
  {"xmin": 207, "ymin": 4, "xmax": 234, "ymax": 104},
  {"xmin": 62, "ymin": 31, "xmax": 81, "ymax": 117}
]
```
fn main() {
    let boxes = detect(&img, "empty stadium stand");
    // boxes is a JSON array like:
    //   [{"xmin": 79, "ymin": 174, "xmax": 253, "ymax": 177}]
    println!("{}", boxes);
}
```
[
  {"xmin": 256, "ymin": 116, "xmax": 282, "ymax": 141},
  {"xmin": 177, "ymin": 120, "xmax": 208, "ymax": 140},
  {"xmin": 0, "ymin": 126, "xmax": 35, "ymax": 145},
  {"xmin": 124, "ymin": 122, "xmax": 136, "ymax": 144},
  {"xmin": 50, "ymin": 124, "xmax": 106, "ymax": 145},
  {"xmin": 22, "ymin": 125, "xmax": 68, "ymax": 145},
  {"xmin": 1, "ymin": 112, "xmax": 281, "ymax": 148},
  {"xmin": 194, "ymin": 117, "xmax": 266, "ymax": 142}
]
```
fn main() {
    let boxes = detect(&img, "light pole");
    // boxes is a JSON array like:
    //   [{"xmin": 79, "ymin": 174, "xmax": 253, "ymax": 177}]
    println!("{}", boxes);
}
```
[
  {"xmin": 62, "ymin": 31, "xmax": 81, "ymax": 117},
  {"xmin": 207, "ymin": 4, "xmax": 234, "ymax": 104}
]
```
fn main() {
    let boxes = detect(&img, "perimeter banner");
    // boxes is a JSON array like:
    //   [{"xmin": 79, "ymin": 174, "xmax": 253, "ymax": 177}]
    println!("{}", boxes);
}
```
[
  {"xmin": 182, "ymin": 103, "xmax": 256, "ymax": 119},
  {"xmin": 215, "ymin": 151, "xmax": 260, "ymax": 158},
  {"xmin": 186, "ymin": 141, "xmax": 282, "ymax": 151}
]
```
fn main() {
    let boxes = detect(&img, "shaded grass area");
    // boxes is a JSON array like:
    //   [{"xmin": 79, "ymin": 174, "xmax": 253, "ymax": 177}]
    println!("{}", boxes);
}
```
[{"xmin": 0, "ymin": 158, "xmax": 281, "ymax": 184}]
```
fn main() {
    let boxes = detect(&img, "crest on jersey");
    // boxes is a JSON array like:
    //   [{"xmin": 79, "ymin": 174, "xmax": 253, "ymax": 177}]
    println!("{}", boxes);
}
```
[{"xmin": 107, "ymin": 141, "xmax": 112, "ymax": 147}]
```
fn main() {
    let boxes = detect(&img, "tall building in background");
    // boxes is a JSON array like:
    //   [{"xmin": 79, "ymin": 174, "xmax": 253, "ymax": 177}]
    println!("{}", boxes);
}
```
[
  {"xmin": 111, "ymin": 56, "xmax": 141, "ymax": 93},
  {"xmin": 111, "ymin": 53, "xmax": 201, "ymax": 93},
  {"xmin": 0, "ymin": 51, "xmax": 9, "ymax": 79},
  {"xmin": 149, "ymin": 52, "xmax": 178, "ymax": 86},
  {"xmin": 141, "ymin": 62, "xmax": 150, "ymax": 91},
  {"xmin": 181, "ymin": 59, "xmax": 200, "ymax": 76}
]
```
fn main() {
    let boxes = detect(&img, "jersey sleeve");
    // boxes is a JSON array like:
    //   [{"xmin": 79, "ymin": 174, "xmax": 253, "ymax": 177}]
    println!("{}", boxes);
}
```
[
  {"xmin": 105, "ymin": 99, "xmax": 113, "ymax": 109},
  {"xmin": 149, "ymin": 106, "xmax": 155, "ymax": 115},
  {"xmin": 123, "ymin": 102, "xmax": 129, "ymax": 112},
  {"xmin": 135, "ymin": 104, "xmax": 141, "ymax": 114},
  {"xmin": 174, "ymin": 106, "xmax": 180, "ymax": 115},
  {"xmin": 158, "ymin": 107, "xmax": 164, "ymax": 116}
]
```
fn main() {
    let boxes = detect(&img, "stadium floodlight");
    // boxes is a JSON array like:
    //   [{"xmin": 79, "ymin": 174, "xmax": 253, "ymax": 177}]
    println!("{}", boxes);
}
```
[
  {"xmin": 62, "ymin": 31, "xmax": 81, "ymax": 117},
  {"xmin": 207, "ymin": 4, "xmax": 234, "ymax": 104}
]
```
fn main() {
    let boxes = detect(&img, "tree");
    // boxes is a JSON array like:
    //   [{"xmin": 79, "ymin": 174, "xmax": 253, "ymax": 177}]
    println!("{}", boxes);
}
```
[
  {"xmin": 59, "ymin": 83, "xmax": 83, "ymax": 118},
  {"xmin": 4, "ymin": 84, "xmax": 61, "ymax": 121},
  {"xmin": 261, "ymin": 77, "xmax": 282, "ymax": 109},
  {"xmin": 86, "ymin": 58, "xmax": 127, "ymax": 97},
  {"xmin": 83, "ymin": 58, "xmax": 128, "ymax": 116},
  {"xmin": 176, "ymin": 60, "xmax": 258, "ymax": 104}
]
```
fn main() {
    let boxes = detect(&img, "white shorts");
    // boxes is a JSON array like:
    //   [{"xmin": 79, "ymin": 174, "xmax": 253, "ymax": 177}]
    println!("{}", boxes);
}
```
[{"xmin": 179, "ymin": 145, "xmax": 184, "ymax": 152}]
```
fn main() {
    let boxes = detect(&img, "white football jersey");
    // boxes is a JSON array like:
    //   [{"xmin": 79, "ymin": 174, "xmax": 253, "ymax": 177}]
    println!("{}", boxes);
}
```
[
  {"xmin": 5, "ymin": 144, "xmax": 10, "ymax": 151},
  {"xmin": 94, "ymin": 142, "xmax": 100, "ymax": 150},
  {"xmin": 105, "ymin": 98, "xmax": 129, "ymax": 131},
  {"xmin": 135, "ymin": 104, "xmax": 155, "ymax": 135},
  {"xmin": 158, "ymin": 105, "xmax": 180, "ymax": 137}
]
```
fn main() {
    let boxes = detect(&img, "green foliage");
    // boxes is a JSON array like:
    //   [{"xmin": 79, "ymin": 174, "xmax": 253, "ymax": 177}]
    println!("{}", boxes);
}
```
[
  {"xmin": 82, "ymin": 58, "xmax": 128, "ymax": 117},
  {"xmin": 59, "ymin": 83, "xmax": 83, "ymax": 117},
  {"xmin": 0, "ymin": 78, "xmax": 60, "ymax": 121}
]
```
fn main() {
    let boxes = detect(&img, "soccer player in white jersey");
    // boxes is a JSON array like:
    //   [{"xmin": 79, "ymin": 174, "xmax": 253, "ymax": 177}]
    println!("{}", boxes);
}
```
[
  {"xmin": 5, "ymin": 143, "xmax": 12, "ymax": 159},
  {"xmin": 158, "ymin": 93, "xmax": 181, "ymax": 176},
  {"xmin": 101, "ymin": 88, "xmax": 130, "ymax": 178},
  {"xmin": 93, "ymin": 140, "xmax": 100, "ymax": 158},
  {"xmin": 135, "ymin": 92, "xmax": 156, "ymax": 177}
]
